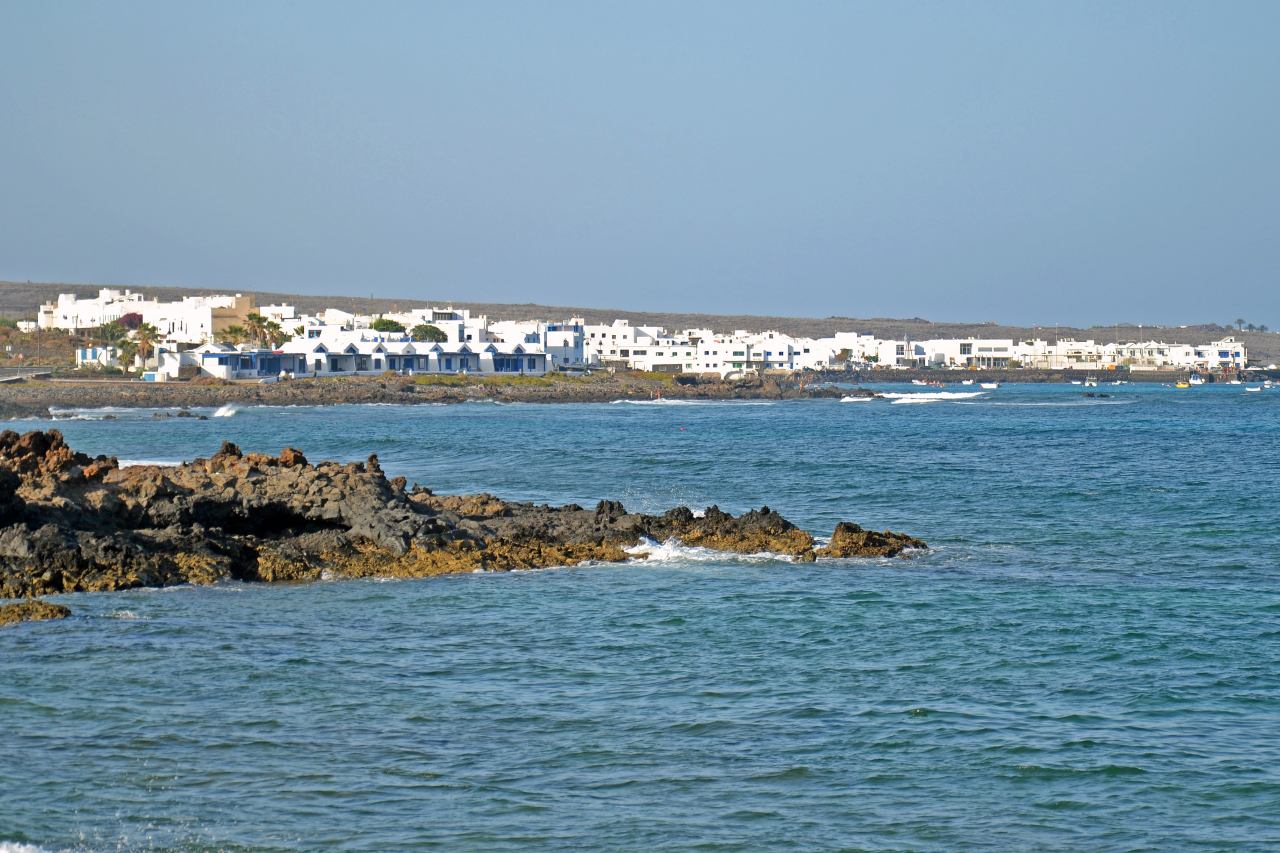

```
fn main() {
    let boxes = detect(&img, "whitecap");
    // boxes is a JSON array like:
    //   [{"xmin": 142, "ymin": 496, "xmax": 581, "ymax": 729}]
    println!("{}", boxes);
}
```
[
  {"xmin": 211, "ymin": 404, "xmax": 238, "ymax": 417},
  {"xmin": 0, "ymin": 843, "xmax": 52, "ymax": 853},
  {"xmin": 880, "ymin": 391, "xmax": 985, "ymax": 403},
  {"xmin": 610, "ymin": 398, "xmax": 701, "ymax": 406},
  {"xmin": 625, "ymin": 537, "xmax": 794, "ymax": 564}
]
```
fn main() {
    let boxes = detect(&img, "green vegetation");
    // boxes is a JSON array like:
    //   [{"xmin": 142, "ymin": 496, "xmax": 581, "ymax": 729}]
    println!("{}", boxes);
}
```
[
  {"xmin": 243, "ymin": 313, "xmax": 286, "ymax": 347},
  {"xmin": 134, "ymin": 323, "xmax": 160, "ymax": 364},
  {"xmin": 372, "ymin": 318, "xmax": 406, "ymax": 333},
  {"xmin": 95, "ymin": 322, "xmax": 128, "ymax": 346},
  {"xmin": 410, "ymin": 323, "xmax": 447, "ymax": 343},
  {"xmin": 0, "ymin": 317, "xmax": 17, "ymax": 330}
]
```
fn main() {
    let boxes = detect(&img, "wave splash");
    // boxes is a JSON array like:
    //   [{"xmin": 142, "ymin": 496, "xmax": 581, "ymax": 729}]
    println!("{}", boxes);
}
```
[
  {"xmin": 625, "ymin": 537, "xmax": 795, "ymax": 564},
  {"xmin": 881, "ymin": 391, "xmax": 986, "ymax": 404}
]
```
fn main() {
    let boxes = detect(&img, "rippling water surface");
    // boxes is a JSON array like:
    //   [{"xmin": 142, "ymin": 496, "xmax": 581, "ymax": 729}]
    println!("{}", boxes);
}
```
[{"xmin": 3, "ymin": 383, "xmax": 1279, "ymax": 850}]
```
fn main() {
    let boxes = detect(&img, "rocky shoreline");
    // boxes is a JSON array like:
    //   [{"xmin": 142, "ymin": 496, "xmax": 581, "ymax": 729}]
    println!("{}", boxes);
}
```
[
  {"xmin": 0, "ymin": 373, "xmax": 857, "ymax": 420},
  {"xmin": 0, "ymin": 429, "xmax": 924, "ymax": 622}
]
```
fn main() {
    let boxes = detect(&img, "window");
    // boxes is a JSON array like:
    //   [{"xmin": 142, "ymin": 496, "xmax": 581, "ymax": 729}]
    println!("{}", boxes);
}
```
[{"xmin": 960, "ymin": 343, "xmax": 972, "ymax": 355}]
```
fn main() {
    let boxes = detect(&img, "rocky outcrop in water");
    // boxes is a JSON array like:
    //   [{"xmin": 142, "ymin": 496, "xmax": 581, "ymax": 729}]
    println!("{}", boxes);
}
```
[
  {"xmin": 0, "ymin": 430, "xmax": 925, "ymax": 600},
  {"xmin": 0, "ymin": 598, "xmax": 71, "ymax": 626}
]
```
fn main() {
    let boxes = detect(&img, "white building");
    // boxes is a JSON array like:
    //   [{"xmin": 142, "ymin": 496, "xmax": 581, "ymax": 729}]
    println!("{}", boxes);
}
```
[
  {"xmin": 39, "ymin": 289, "xmax": 155, "ymax": 331},
  {"xmin": 38, "ymin": 288, "xmax": 256, "ymax": 346},
  {"xmin": 278, "ymin": 326, "xmax": 548, "ymax": 377}
]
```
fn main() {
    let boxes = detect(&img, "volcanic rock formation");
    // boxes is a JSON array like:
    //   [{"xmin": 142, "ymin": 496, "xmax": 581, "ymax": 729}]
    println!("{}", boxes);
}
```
[{"xmin": 0, "ymin": 430, "xmax": 925, "ymax": 601}]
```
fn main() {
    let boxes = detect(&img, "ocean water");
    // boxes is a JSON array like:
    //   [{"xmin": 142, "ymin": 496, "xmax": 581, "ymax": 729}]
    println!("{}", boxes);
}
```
[{"xmin": 3, "ymin": 383, "xmax": 1279, "ymax": 851}]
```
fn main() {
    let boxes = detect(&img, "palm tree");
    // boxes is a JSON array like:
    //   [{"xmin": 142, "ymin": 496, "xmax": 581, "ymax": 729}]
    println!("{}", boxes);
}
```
[
  {"xmin": 93, "ymin": 322, "xmax": 127, "ymax": 346},
  {"xmin": 222, "ymin": 324, "xmax": 248, "ymax": 345},
  {"xmin": 1236, "ymin": 318, "xmax": 1246, "ymax": 331},
  {"xmin": 117, "ymin": 339, "xmax": 139, "ymax": 371},
  {"xmin": 263, "ymin": 320, "xmax": 285, "ymax": 348},
  {"xmin": 134, "ymin": 323, "xmax": 160, "ymax": 365},
  {"xmin": 244, "ymin": 313, "xmax": 268, "ymax": 346}
]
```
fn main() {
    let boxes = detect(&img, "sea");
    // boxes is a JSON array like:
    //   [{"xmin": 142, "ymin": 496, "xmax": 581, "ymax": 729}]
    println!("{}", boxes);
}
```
[{"xmin": 2, "ymin": 382, "xmax": 1278, "ymax": 851}]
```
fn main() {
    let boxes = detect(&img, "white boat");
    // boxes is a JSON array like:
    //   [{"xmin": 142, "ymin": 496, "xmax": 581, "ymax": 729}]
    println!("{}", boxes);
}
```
[
  {"xmin": 1070, "ymin": 380, "xmax": 1083, "ymax": 385},
  {"xmin": 960, "ymin": 379, "xmax": 975, "ymax": 386},
  {"xmin": 1083, "ymin": 376, "xmax": 1099, "ymax": 387},
  {"xmin": 1244, "ymin": 386, "xmax": 1263, "ymax": 393},
  {"xmin": 1229, "ymin": 379, "xmax": 1242, "ymax": 385},
  {"xmin": 911, "ymin": 379, "xmax": 929, "ymax": 386},
  {"xmin": 1188, "ymin": 374, "xmax": 1206, "ymax": 385},
  {"xmin": 979, "ymin": 382, "xmax": 1000, "ymax": 390}
]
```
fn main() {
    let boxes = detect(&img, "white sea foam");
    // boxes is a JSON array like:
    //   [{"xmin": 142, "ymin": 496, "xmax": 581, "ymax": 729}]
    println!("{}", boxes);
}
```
[
  {"xmin": 880, "ymin": 391, "xmax": 986, "ymax": 403},
  {"xmin": 0, "ymin": 843, "xmax": 52, "ymax": 853},
  {"xmin": 47, "ymin": 405, "xmax": 139, "ymax": 420},
  {"xmin": 610, "ymin": 399, "xmax": 777, "ymax": 406},
  {"xmin": 840, "ymin": 395, "xmax": 875, "ymax": 403},
  {"xmin": 108, "ymin": 609, "xmax": 146, "ymax": 620},
  {"xmin": 211, "ymin": 404, "xmax": 238, "ymax": 417},
  {"xmin": 611, "ymin": 398, "xmax": 702, "ymax": 406},
  {"xmin": 625, "ymin": 537, "xmax": 794, "ymax": 564},
  {"xmin": 118, "ymin": 459, "xmax": 181, "ymax": 467}
]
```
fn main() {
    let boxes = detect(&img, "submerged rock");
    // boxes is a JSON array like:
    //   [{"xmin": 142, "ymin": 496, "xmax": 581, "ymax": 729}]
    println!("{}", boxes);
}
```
[
  {"xmin": 0, "ymin": 598, "xmax": 71, "ymax": 626},
  {"xmin": 0, "ymin": 429, "xmax": 925, "ymax": 598}
]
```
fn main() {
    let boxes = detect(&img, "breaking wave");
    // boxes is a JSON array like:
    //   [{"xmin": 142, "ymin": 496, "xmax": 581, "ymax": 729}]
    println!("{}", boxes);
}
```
[
  {"xmin": 211, "ymin": 404, "xmax": 238, "ymax": 417},
  {"xmin": 881, "ymin": 391, "xmax": 986, "ymax": 404},
  {"xmin": 625, "ymin": 537, "xmax": 795, "ymax": 564}
]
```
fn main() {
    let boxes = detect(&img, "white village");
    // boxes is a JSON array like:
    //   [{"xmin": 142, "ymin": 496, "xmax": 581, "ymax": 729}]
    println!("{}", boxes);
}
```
[{"xmin": 34, "ymin": 287, "xmax": 1251, "ymax": 382}]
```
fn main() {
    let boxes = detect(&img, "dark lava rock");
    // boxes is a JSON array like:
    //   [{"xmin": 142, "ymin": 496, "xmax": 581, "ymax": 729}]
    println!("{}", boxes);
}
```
[{"xmin": 0, "ymin": 429, "xmax": 926, "ymax": 599}]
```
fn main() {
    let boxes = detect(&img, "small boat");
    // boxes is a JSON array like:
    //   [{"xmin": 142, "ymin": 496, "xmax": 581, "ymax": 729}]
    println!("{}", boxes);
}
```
[
  {"xmin": 1228, "ymin": 379, "xmax": 1242, "ymax": 385},
  {"xmin": 1070, "ymin": 380, "xmax": 1083, "ymax": 385},
  {"xmin": 1174, "ymin": 381, "xmax": 1191, "ymax": 389},
  {"xmin": 1188, "ymin": 374, "xmax": 1206, "ymax": 386},
  {"xmin": 1083, "ymin": 375, "xmax": 1099, "ymax": 387},
  {"xmin": 960, "ymin": 379, "xmax": 975, "ymax": 386},
  {"xmin": 979, "ymin": 382, "xmax": 1000, "ymax": 390},
  {"xmin": 1244, "ymin": 386, "xmax": 1263, "ymax": 393},
  {"xmin": 911, "ymin": 379, "xmax": 928, "ymax": 386}
]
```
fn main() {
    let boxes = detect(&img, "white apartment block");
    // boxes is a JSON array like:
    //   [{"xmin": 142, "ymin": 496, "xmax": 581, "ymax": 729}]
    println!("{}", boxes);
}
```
[{"xmin": 38, "ymin": 288, "xmax": 255, "ymax": 345}]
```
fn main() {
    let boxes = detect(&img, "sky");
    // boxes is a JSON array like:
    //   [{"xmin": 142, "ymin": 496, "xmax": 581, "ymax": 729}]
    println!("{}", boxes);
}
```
[{"xmin": 1, "ymin": 1, "xmax": 1277, "ymax": 327}]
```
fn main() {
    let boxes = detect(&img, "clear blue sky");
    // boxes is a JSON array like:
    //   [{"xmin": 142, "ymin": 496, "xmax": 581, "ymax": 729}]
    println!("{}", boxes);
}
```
[{"xmin": 1, "ymin": 1, "xmax": 1276, "ymax": 326}]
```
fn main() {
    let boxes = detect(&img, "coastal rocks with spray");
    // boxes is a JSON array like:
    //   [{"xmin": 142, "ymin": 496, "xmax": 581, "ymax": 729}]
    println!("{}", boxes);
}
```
[{"xmin": 0, "ymin": 429, "xmax": 925, "ymax": 610}]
